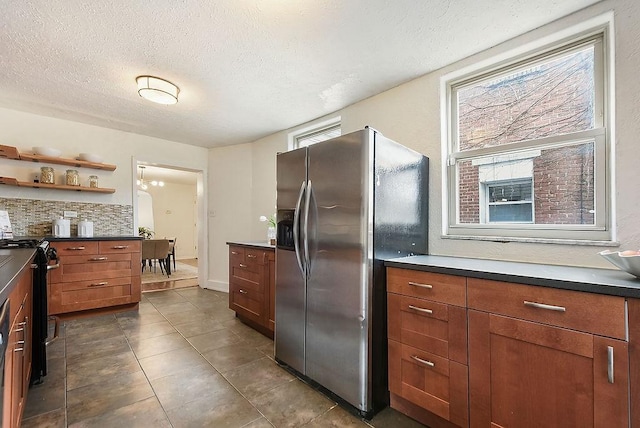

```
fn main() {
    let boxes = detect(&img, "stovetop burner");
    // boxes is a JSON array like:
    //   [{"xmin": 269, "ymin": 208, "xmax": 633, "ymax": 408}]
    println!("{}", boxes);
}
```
[{"xmin": 0, "ymin": 239, "xmax": 43, "ymax": 249}]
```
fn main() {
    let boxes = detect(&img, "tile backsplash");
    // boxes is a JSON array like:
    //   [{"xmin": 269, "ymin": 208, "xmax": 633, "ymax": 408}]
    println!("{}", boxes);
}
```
[{"xmin": 0, "ymin": 198, "xmax": 134, "ymax": 237}]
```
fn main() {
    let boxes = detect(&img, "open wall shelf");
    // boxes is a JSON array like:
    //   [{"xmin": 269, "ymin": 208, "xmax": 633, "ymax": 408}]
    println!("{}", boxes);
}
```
[
  {"xmin": 0, "ymin": 145, "xmax": 117, "ymax": 171},
  {"xmin": 0, "ymin": 177, "xmax": 115, "ymax": 193}
]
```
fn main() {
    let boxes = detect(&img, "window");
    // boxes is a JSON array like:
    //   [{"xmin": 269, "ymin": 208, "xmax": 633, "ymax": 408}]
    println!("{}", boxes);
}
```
[
  {"xmin": 445, "ymin": 31, "xmax": 610, "ymax": 242},
  {"xmin": 293, "ymin": 122, "xmax": 341, "ymax": 149}
]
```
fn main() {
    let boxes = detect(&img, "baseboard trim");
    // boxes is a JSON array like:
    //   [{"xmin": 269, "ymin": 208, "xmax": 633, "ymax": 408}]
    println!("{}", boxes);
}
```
[{"xmin": 204, "ymin": 279, "xmax": 228, "ymax": 293}]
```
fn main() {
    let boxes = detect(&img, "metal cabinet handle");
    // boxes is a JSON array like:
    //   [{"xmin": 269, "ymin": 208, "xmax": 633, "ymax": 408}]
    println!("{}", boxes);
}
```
[
  {"xmin": 408, "ymin": 281, "xmax": 433, "ymax": 289},
  {"xmin": 89, "ymin": 282, "xmax": 108, "ymax": 287},
  {"xmin": 231, "ymin": 251, "xmax": 239, "ymax": 255},
  {"xmin": 523, "ymin": 301, "xmax": 566, "ymax": 312},
  {"xmin": 239, "ymin": 289, "xmax": 248, "ymax": 294},
  {"xmin": 239, "ymin": 263, "xmax": 247, "ymax": 268},
  {"xmin": 46, "ymin": 262, "xmax": 60, "ymax": 271},
  {"xmin": 411, "ymin": 355, "xmax": 435, "ymax": 367},
  {"xmin": 14, "ymin": 347, "xmax": 24, "ymax": 353},
  {"xmin": 247, "ymin": 254, "xmax": 257, "ymax": 259},
  {"xmin": 111, "ymin": 245, "xmax": 128, "ymax": 249},
  {"xmin": 408, "ymin": 305, "xmax": 433, "ymax": 314},
  {"xmin": 89, "ymin": 257, "xmax": 108, "ymax": 261},
  {"xmin": 67, "ymin": 246, "xmax": 86, "ymax": 250},
  {"xmin": 607, "ymin": 346, "xmax": 614, "ymax": 383}
]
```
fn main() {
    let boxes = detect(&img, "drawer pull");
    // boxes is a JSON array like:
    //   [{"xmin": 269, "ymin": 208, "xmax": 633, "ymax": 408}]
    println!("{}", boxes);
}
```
[
  {"xmin": 67, "ymin": 246, "xmax": 86, "ymax": 251},
  {"xmin": 111, "ymin": 245, "xmax": 128, "ymax": 249},
  {"xmin": 239, "ymin": 263, "xmax": 247, "ymax": 268},
  {"xmin": 239, "ymin": 289, "xmax": 248, "ymax": 294},
  {"xmin": 89, "ymin": 282, "xmax": 108, "ymax": 287},
  {"xmin": 247, "ymin": 254, "xmax": 257, "ymax": 258},
  {"xmin": 607, "ymin": 346, "xmax": 614, "ymax": 383},
  {"xmin": 408, "ymin": 305, "xmax": 433, "ymax": 314},
  {"xmin": 411, "ymin": 355, "xmax": 435, "ymax": 367},
  {"xmin": 523, "ymin": 301, "xmax": 566, "ymax": 312},
  {"xmin": 231, "ymin": 251, "xmax": 239, "ymax": 255},
  {"xmin": 89, "ymin": 257, "xmax": 108, "ymax": 261},
  {"xmin": 408, "ymin": 281, "xmax": 433, "ymax": 289}
]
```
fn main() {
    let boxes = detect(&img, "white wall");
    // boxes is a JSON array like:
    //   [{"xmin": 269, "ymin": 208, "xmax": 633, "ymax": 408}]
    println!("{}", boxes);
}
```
[
  {"xmin": 145, "ymin": 181, "xmax": 197, "ymax": 260},
  {"xmin": 208, "ymin": 0, "xmax": 640, "ymax": 293}
]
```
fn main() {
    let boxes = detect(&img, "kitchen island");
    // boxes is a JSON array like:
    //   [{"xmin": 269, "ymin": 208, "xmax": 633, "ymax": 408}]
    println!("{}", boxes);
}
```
[
  {"xmin": 46, "ymin": 236, "xmax": 142, "ymax": 318},
  {"xmin": 385, "ymin": 255, "xmax": 640, "ymax": 428}
]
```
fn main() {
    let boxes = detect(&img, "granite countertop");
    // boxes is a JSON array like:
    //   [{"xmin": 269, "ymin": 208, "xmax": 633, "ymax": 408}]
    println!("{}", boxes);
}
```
[
  {"xmin": 0, "ymin": 248, "xmax": 36, "ymax": 305},
  {"xmin": 227, "ymin": 241, "xmax": 275, "ymax": 250},
  {"xmin": 385, "ymin": 255, "xmax": 640, "ymax": 299}
]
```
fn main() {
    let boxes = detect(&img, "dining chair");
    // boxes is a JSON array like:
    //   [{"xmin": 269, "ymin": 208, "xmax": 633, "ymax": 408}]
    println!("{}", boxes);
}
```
[
  {"xmin": 141, "ymin": 239, "xmax": 155, "ymax": 272},
  {"xmin": 153, "ymin": 239, "xmax": 171, "ymax": 277},
  {"xmin": 166, "ymin": 237, "xmax": 177, "ymax": 271}
]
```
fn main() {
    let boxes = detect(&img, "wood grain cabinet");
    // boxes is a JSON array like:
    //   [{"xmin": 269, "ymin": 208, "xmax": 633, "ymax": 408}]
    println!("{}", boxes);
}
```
[
  {"xmin": 228, "ymin": 244, "xmax": 275, "ymax": 338},
  {"xmin": 467, "ymin": 278, "xmax": 629, "ymax": 428},
  {"xmin": 3, "ymin": 261, "xmax": 33, "ymax": 428},
  {"xmin": 48, "ymin": 239, "xmax": 141, "ymax": 315},
  {"xmin": 387, "ymin": 267, "xmax": 469, "ymax": 428}
]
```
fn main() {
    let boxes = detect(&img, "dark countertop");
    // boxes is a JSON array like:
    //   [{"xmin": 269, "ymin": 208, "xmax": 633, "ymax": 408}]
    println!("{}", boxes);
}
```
[
  {"xmin": 385, "ymin": 255, "xmax": 640, "ymax": 299},
  {"xmin": 46, "ymin": 236, "xmax": 142, "ymax": 242},
  {"xmin": 0, "ymin": 248, "xmax": 35, "ymax": 305},
  {"xmin": 227, "ymin": 241, "xmax": 275, "ymax": 250}
]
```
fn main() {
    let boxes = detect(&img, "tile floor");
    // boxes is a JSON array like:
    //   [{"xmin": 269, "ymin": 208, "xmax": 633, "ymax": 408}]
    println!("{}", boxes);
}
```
[{"xmin": 21, "ymin": 287, "xmax": 426, "ymax": 427}]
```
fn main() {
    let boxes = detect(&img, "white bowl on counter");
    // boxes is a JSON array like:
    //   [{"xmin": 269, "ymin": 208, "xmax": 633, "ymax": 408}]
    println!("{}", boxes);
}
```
[
  {"xmin": 78, "ymin": 153, "xmax": 103, "ymax": 163},
  {"xmin": 33, "ymin": 146, "xmax": 62, "ymax": 157},
  {"xmin": 599, "ymin": 250, "xmax": 640, "ymax": 277}
]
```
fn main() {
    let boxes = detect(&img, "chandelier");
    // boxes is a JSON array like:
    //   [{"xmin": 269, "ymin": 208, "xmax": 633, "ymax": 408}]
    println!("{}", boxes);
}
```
[{"xmin": 137, "ymin": 166, "xmax": 164, "ymax": 190}]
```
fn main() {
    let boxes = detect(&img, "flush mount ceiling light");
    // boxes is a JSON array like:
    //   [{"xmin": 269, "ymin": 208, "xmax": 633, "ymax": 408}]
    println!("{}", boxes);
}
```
[{"xmin": 136, "ymin": 75, "xmax": 179, "ymax": 105}]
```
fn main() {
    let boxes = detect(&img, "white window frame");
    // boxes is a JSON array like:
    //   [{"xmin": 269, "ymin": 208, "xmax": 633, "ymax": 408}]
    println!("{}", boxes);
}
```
[
  {"xmin": 288, "ymin": 117, "xmax": 341, "ymax": 150},
  {"xmin": 442, "ymin": 19, "xmax": 614, "ymax": 244},
  {"xmin": 483, "ymin": 178, "xmax": 534, "ymax": 224}
]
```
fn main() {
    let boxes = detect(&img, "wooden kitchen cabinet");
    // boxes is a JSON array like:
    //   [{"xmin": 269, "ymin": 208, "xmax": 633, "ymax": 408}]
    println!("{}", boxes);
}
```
[
  {"xmin": 48, "ymin": 239, "xmax": 141, "ymax": 316},
  {"xmin": 3, "ymin": 260, "xmax": 33, "ymax": 428},
  {"xmin": 387, "ymin": 268, "xmax": 469, "ymax": 428},
  {"xmin": 228, "ymin": 244, "xmax": 275, "ymax": 338},
  {"xmin": 467, "ymin": 277, "xmax": 629, "ymax": 428}
]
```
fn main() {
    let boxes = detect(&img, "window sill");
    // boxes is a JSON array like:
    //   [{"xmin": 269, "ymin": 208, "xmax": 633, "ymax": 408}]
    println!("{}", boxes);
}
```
[{"xmin": 441, "ymin": 234, "xmax": 619, "ymax": 247}]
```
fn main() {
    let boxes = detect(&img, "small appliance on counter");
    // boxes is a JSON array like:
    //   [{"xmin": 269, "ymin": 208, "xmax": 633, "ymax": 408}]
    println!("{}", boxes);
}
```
[
  {"xmin": 52, "ymin": 217, "xmax": 70, "ymax": 238},
  {"xmin": 78, "ymin": 220, "xmax": 94, "ymax": 238}
]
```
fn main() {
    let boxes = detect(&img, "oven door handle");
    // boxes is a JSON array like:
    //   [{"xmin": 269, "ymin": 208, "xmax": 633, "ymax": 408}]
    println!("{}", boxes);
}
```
[{"xmin": 32, "ymin": 262, "xmax": 60, "ymax": 270}]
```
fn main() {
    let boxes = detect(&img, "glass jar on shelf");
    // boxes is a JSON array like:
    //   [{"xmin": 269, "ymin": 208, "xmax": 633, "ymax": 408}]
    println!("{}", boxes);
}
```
[
  {"xmin": 40, "ymin": 167, "xmax": 55, "ymax": 184},
  {"xmin": 88, "ymin": 175, "xmax": 99, "ymax": 188},
  {"xmin": 65, "ymin": 169, "xmax": 79, "ymax": 186}
]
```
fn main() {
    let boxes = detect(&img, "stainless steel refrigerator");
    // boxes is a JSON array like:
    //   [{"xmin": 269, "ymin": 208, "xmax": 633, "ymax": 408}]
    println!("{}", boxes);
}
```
[{"xmin": 275, "ymin": 127, "xmax": 428, "ymax": 417}]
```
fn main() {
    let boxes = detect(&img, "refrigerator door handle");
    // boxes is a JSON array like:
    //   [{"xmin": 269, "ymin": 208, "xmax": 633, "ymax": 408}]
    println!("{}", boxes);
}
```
[
  {"xmin": 293, "ymin": 180, "xmax": 306, "ymax": 276},
  {"xmin": 303, "ymin": 179, "xmax": 312, "ymax": 279}
]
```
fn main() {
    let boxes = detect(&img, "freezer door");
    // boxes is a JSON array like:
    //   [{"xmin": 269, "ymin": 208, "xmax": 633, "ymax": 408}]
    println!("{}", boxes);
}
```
[
  {"xmin": 305, "ymin": 130, "xmax": 372, "ymax": 411},
  {"xmin": 275, "ymin": 148, "xmax": 308, "ymax": 374}
]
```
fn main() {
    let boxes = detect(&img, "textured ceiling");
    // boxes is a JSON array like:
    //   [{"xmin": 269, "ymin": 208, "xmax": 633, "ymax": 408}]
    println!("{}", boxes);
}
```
[{"xmin": 1, "ymin": 0, "xmax": 600, "ymax": 148}]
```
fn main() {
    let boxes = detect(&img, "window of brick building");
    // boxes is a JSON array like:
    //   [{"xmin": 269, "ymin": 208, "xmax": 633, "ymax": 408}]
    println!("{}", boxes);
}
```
[{"xmin": 444, "ymin": 30, "xmax": 611, "ymax": 242}]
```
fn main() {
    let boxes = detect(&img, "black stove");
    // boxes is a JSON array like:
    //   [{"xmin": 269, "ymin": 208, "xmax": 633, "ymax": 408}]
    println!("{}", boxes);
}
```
[{"xmin": 0, "ymin": 238, "xmax": 43, "ymax": 249}]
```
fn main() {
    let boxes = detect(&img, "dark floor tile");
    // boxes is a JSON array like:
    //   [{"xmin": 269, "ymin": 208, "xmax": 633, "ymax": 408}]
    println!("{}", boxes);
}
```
[
  {"xmin": 138, "ymin": 346, "xmax": 212, "ymax": 381},
  {"xmin": 368, "ymin": 406, "xmax": 427, "ymax": 428},
  {"xmin": 128, "ymin": 331, "xmax": 191, "ymax": 359},
  {"xmin": 151, "ymin": 365, "xmax": 234, "ymax": 411},
  {"xmin": 241, "ymin": 418, "xmax": 275, "ymax": 428},
  {"xmin": 121, "ymin": 319, "xmax": 177, "ymax": 341},
  {"xmin": 172, "ymin": 316, "xmax": 224, "ymax": 337},
  {"xmin": 45, "ymin": 336, "xmax": 66, "ymax": 360},
  {"xmin": 145, "ymin": 291, "xmax": 188, "ymax": 305},
  {"xmin": 23, "ymin": 357, "xmax": 66, "ymax": 419},
  {"xmin": 64, "ymin": 314, "xmax": 118, "ymax": 335},
  {"xmin": 233, "ymin": 324, "xmax": 273, "ymax": 348},
  {"xmin": 202, "ymin": 342, "xmax": 267, "ymax": 373},
  {"xmin": 65, "ymin": 322, "xmax": 124, "ymax": 347},
  {"xmin": 161, "ymin": 308, "xmax": 211, "ymax": 325},
  {"xmin": 68, "ymin": 396, "xmax": 171, "ymax": 428},
  {"xmin": 165, "ymin": 389, "xmax": 262, "ymax": 428},
  {"xmin": 66, "ymin": 334, "xmax": 131, "ymax": 363},
  {"xmin": 116, "ymin": 310, "xmax": 166, "ymax": 328},
  {"xmin": 304, "ymin": 405, "xmax": 370, "ymax": 427},
  {"xmin": 66, "ymin": 370, "xmax": 154, "ymax": 425},
  {"xmin": 153, "ymin": 301, "xmax": 199, "ymax": 316},
  {"xmin": 67, "ymin": 350, "xmax": 141, "ymax": 390},
  {"xmin": 251, "ymin": 379, "xmax": 335, "ymax": 427},
  {"xmin": 223, "ymin": 357, "xmax": 295, "ymax": 400},
  {"xmin": 256, "ymin": 342, "xmax": 274, "ymax": 359},
  {"xmin": 186, "ymin": 328, "xmax": 242, "ymax": 353},
  {"xmin": 21, "ymin": 408, "xmax": 66, "ymax": 428}
]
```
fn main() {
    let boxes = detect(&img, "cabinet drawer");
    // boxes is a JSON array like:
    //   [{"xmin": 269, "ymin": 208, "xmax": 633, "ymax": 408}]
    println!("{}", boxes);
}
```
[
  {"xmin": 99, "ymin": 240, "xmax": 141, "ymax": 254},
  {"xmin": 468, "ymin": 277, "xmax": 626, "ymax": 340},
  {"xmin": 387, "ymin": 268, "xmax": 466, "ymax": 306},
  {"xmin": 245, "ymin": 249, "xmax": 267, "ymax": 265},
  {"xmin": 54, "ymin": 241, "xmax": 99, "ymax": 256},
  {"xmin": 229, "ymin": 246, "xmax": 245, "ymax": 265},
  {"xmin": 50, "ymin": 253, "xmax": 134, "ymax": 283},
  {"xmin": 388, "ymin": 293, "xmax": 467, "ymax": 363},
  {"xmin": 57, "ymin": 276, "xmax": 132, "ymax": 292},
  {"xmin": 229, "ymin": 282, "xmax": 264, "ymax": 322},
  {"xmin": 231, "ymin": 263, "xmax": 263, "ymax": 283}
]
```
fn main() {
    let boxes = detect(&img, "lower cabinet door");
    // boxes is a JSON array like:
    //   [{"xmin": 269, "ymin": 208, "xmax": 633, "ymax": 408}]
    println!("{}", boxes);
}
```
[
  {"xmin": 469, "ymin": 310, "xmax": 630, "ymax": 428},
  {"xmin": 389, "ymin": 339, "xmax": 469, "ymax": 427}
]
